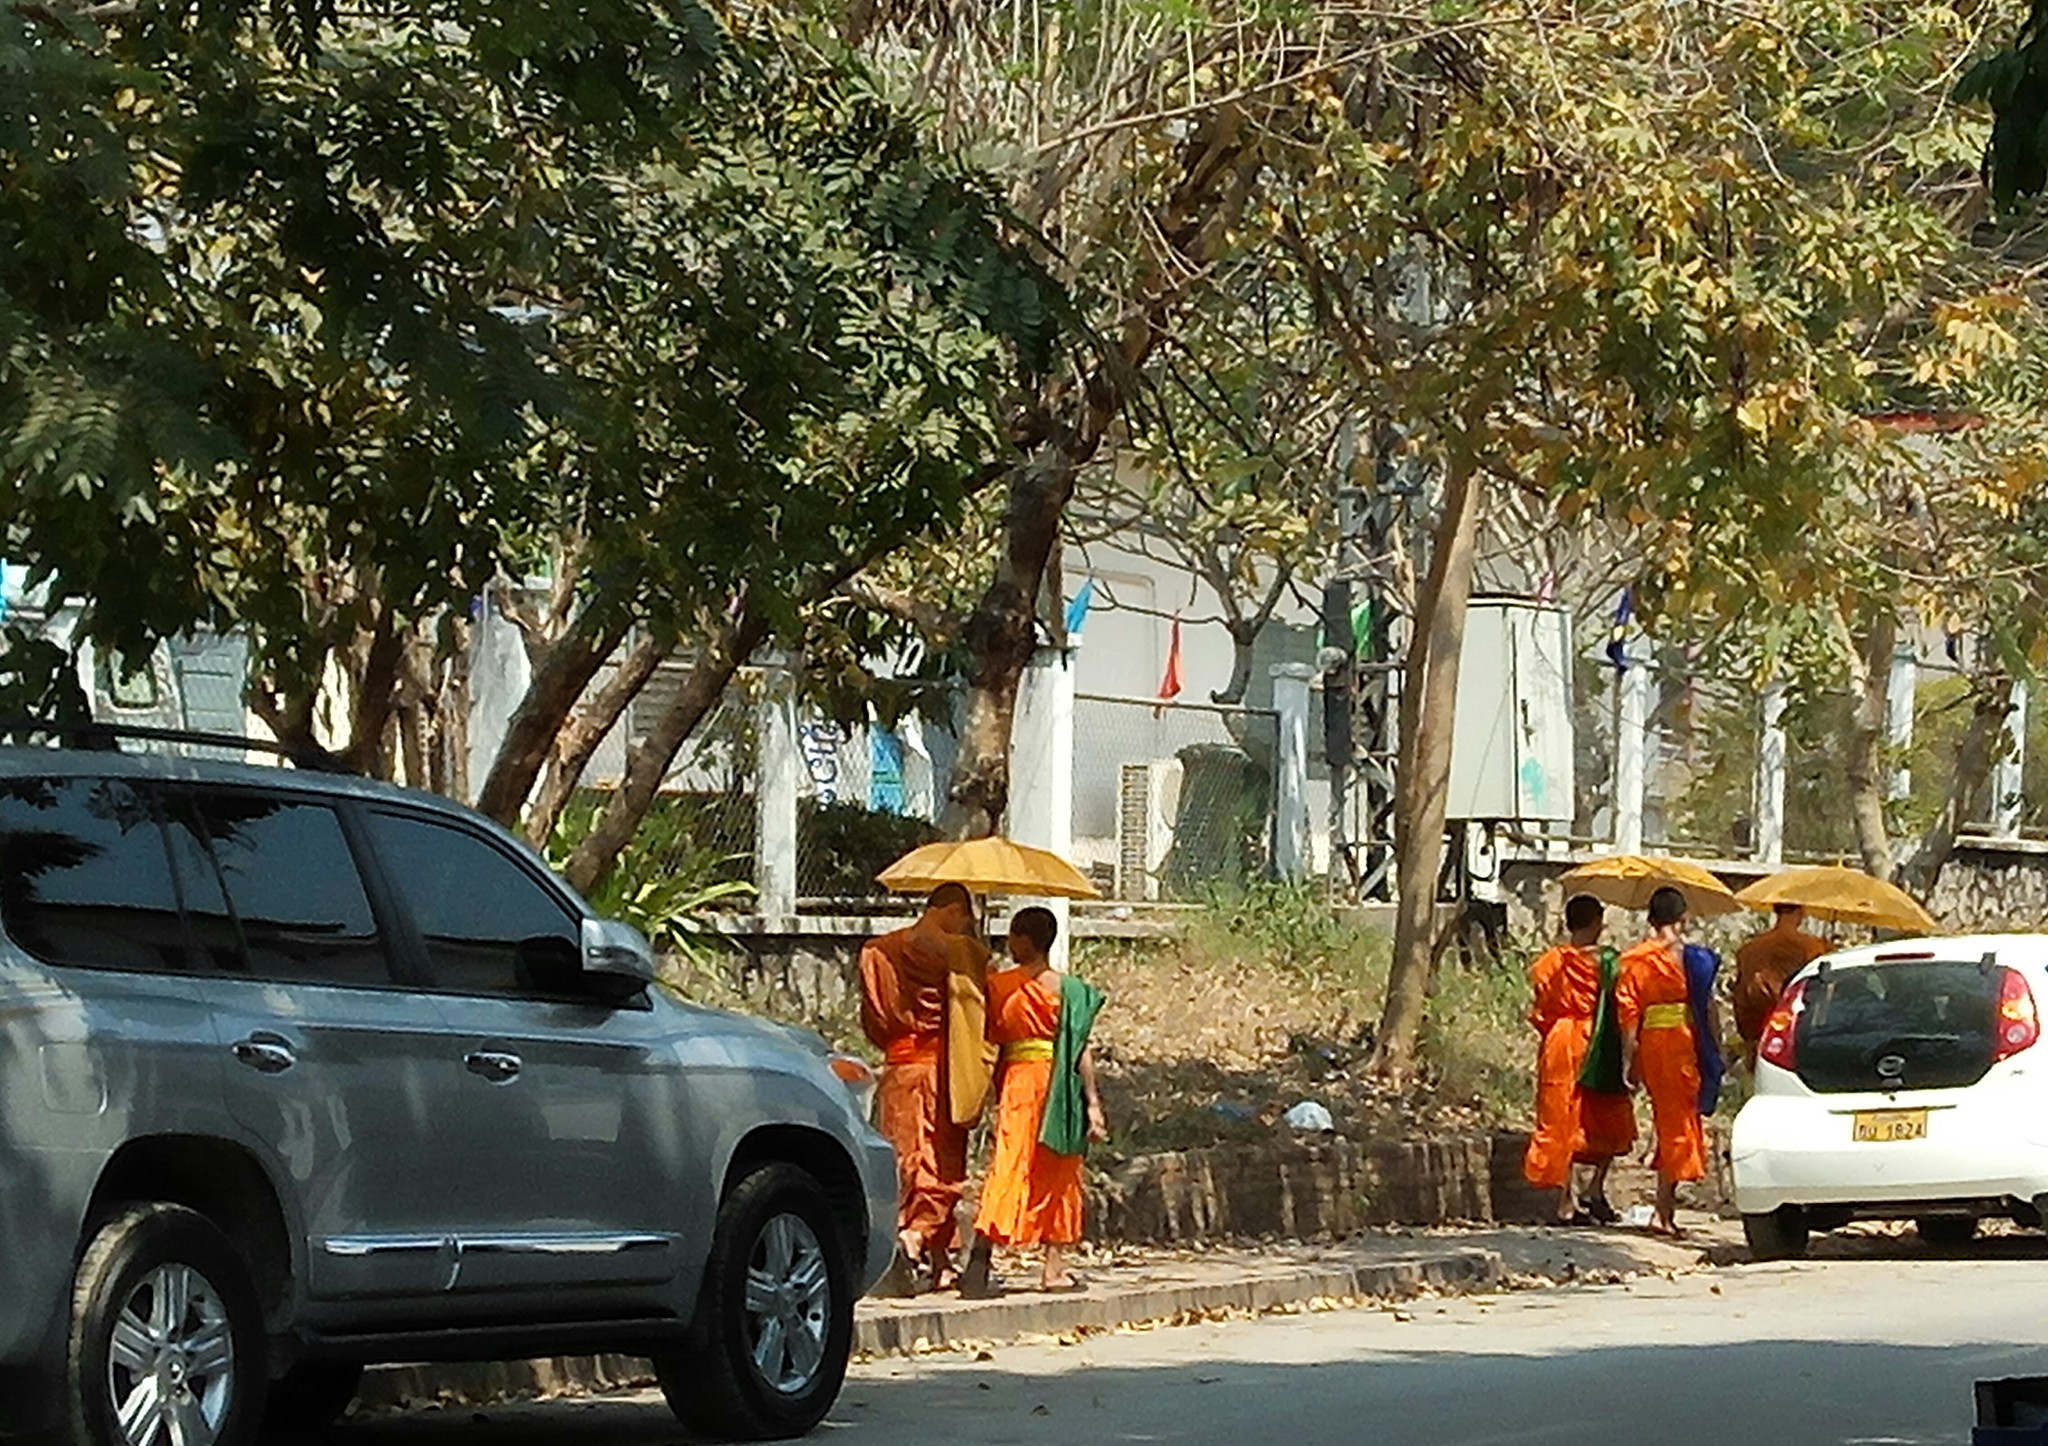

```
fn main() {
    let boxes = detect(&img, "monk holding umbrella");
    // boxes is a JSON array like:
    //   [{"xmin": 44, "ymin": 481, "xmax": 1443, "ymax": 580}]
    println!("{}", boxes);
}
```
[
  {"xmin": 1732, "ymin": 865, "xmax": 1939, "ymax": 1064},
  {"xmin": 865, "ymin": 837, "xmax": 1100, "ymax": 1294}
]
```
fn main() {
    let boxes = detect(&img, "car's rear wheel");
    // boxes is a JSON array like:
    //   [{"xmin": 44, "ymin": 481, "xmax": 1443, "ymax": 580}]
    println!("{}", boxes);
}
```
[
  {"xmin": 1742, "ymin": 1206, "xmax": 1811, "ymax": 1261},
  {"xmin": 62, "ymin": 1203, "xmax": 267, "ymax": 1446},
  {"xmin": 1915, "ymin": 1215, "xmax": 1979, "ymax": 1250},
  {"xmin": 263, "ymin": 1361, "xmax": 364, "ymax": 1432},
  {"xmin": 655, "ymin": 1163, "xmax": 854, "ymax": 1441}
]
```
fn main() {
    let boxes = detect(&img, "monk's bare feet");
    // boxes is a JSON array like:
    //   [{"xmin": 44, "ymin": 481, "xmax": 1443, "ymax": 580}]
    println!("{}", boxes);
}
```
[{"xmin": 1038, "ymin": 1271, "xmax": 1083, "ymax": 1292}]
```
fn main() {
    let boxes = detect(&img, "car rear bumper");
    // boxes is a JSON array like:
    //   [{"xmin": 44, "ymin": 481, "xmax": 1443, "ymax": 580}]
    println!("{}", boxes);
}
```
[{"xmin": 1732, "ymin": 1090, "xmax": 2048, "ymax": 1216}]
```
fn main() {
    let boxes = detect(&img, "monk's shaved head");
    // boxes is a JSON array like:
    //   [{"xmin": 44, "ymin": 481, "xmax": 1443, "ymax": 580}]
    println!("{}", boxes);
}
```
[
  {"xmin": 927, "ymin": 882, "xmax": 972, "ymax": 912},
  {"xmin": 1564, "ymin": 894, "xmax": 1604, "ymax": 933},
  {"xmin": 1647, "ymin": 886, "xmax": 1688, "ymax": 927}
]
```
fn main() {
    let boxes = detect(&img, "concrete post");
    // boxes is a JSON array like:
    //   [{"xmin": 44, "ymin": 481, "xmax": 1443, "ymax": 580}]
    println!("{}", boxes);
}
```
[
  {"xmin": 1271, "ymin": 663, "xmax": 1316, "ymax": 883},
  {"xmin": 1008, "ymin": 648, "xmax": 1076, "ymax": 968},
  {"xmin": 1995, "ymin": 680, "xmax": 2029, "ymax": 841},
  {"xmin": 465, "ymin": 582, "xmax": 533, "ymax": 803},
  {"xmin": 1755, "ymin": 678, "xmax": 1788, "ymax": 865},
  {"xmin": 754, "ymin": 656, "xmax": 800, "ymax": 923},
  {"xmin": 1887, "ymin": 639, "xmax": 1917, "ymax": 802},
  {"xmin": 1614, "ymin": 646, "xmax": 1653, "ymax": 854}
]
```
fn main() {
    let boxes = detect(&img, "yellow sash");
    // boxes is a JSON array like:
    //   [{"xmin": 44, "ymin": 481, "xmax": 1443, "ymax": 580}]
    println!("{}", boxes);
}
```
[
  {"xmin": 1001, "ymin": 1039, "xmax": 1055, "ymax": 1063},
  {"xmin": 1641, "ymin": 1002, "xmax": 1689, "ymax": 1031}
]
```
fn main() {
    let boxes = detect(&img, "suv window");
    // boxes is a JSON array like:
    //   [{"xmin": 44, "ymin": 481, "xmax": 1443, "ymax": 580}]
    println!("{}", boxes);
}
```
[
  {"xmin": 361, "ymin": 809, "xmax": 585, "ymax": 998},
  {"xmin": 0, "ymin": 776, "xmax": 189, "ymax": 973},
  {"xmin": 167, "ymin": 788, "xmax": 388, "ymax": 986}
]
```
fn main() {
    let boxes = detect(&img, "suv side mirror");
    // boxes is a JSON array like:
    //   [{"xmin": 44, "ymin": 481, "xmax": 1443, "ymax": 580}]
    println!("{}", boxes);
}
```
[{"xmin": 581, "ymin": 917, "xmax": 657, "ymax": 990}]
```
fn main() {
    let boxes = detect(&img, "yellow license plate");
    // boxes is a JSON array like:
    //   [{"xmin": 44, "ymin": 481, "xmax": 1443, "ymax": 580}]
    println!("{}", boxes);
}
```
[{"xmin": 1853, "ymin": 1109, "xmax": 1929, "ymax": 1143}]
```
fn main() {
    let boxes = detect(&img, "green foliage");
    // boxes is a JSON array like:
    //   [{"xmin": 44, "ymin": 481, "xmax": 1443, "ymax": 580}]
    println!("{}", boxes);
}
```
[
  {"xmin": 799, "ymin": 800, "xmax": 939, "ymax": 900},
  {"xmin": 1178, "ymin": 881, "xmax": 1389, "ymax": 983},
  {"xmin": 1958, "ymin": 1, "xmax": 2048, "ymax": 206},
  {"xmin": 547, "ymin": 792, "xmax": 752, "ymax": 959},
  {"xmin": 0, "ymin": 1, "xmax": 1064, "ymax": 764}
]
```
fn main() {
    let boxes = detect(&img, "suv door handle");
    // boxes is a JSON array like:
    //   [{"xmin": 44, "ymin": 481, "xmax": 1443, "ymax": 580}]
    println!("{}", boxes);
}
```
[
  {"xmin": 465, "ymin": 1050, "xmax": 523, "ymax": 1084},
  {"xmin": 232, "ymin": 1034, "xmax": 296, "ymax": 1074}
]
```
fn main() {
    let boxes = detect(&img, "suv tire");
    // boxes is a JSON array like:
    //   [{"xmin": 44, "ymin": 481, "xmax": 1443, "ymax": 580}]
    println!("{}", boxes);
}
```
[
  {"xmin": 1742, "ymin": 1205, "xmax": 1811, "ymax": 1261},
  {"xmin": 656, "ymin": 1163, "xmax": 854, "ymax": 1441},
  {"xmin": 263, "ymin": 1361, "xmax": 364, "ymax": 1432},
  {"xmin": 62, "ymin": 1203, "xmax": 267, "ymax": 1446},
  {"xmin": 1916, "ymin": 1215, "xmax": 1979, "ymax": 1250}
]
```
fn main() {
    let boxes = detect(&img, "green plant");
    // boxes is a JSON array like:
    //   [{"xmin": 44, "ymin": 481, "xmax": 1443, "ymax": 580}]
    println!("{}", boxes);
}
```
[
  {"xmin": 798, "ymin": 801, "xmax": 939, "ymax": 900},
  {"xmin": 548, "ymin": 792, "xmax": 754, "ymax": 961}
]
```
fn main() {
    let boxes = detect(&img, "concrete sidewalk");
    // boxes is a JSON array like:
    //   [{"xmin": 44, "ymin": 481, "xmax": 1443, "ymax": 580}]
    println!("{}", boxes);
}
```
[
  {"xmin": 354, "ymin": 1237, "xmax": 1509, "ymax": 1412},
  {"xmin": 352, "ymin": 1216, "xmax": 1745, "ymax": 1413}
]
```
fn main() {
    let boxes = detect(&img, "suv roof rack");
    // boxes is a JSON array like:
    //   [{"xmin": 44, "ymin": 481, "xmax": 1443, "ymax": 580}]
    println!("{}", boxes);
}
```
[{"xmin": 0, "ymin": 717, "xmax": 354, "ymax": 774}]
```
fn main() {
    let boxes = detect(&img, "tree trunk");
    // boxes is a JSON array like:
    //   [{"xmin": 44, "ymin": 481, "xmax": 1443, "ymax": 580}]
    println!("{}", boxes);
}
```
[
  {"xmin": 1213, "ymin": 619, "xmax": 1260, "ymax": 707},
  {"xmin": 945, "ymin": 450, "xmax": 1080, "ymax": 838},
  {"xmin": 1370, "ymin": 448, "xmax": 1486, "ymax": 1081},
  {"xmin": 525, "ymin": 632, "xmax": 673, "ymax": 848},
  {"xmin": 1899, "ymin": 674, "xmax": 2013, "ymax": 896},
  {"xmin": 562, "ymin": 606, "xmax": 770, "ymax": 898},
  {"xmin": 341, "ymin": 607, "xmax": 406, "ymax": 777},
  {"xmin": 473, "ymin": 604, "xmax": 631, "ymax": 828},
  {"xmin": 944, "ymin": 106, "xmax": 1259, "ymax": 835},
  {"xmin": 1842, "ymin": 608, "xmax": 1898, "ymax": 881}
]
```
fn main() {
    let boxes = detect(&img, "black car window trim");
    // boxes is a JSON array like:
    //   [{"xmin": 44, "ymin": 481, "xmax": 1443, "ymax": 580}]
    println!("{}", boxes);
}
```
[
  {"xmin": 159, "ymin": 781, "xmax": 410, "ymax": 994},
  {"xmin": 357, "ymin": 803, "xmax": 642, "ymax": 1009}
]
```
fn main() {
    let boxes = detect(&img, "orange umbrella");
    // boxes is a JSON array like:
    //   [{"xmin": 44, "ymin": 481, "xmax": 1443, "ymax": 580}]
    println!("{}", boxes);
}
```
[
  {"xmin": 1558, "ymin": 854, "xmax": 1743, "ymax": 916},
  {"xmin": 1734, "ymin": 865, "xmax": 1937, "ymax": 934},
  {"xmin": 877, "ymin": 836, "xmax": 1101, "ymax": 900}
]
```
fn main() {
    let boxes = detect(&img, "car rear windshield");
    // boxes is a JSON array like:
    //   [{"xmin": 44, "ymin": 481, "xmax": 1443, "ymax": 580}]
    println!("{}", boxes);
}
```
[{"xmin": 1794, "ymin": 959, "xmax": 2002, "ymax": 1094}]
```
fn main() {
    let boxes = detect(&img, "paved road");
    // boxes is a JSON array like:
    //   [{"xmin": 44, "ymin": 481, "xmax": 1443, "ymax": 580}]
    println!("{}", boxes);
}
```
[{"xmin": 337, "ymin": 1237, "xmax": 2048, "ymax": 1446}]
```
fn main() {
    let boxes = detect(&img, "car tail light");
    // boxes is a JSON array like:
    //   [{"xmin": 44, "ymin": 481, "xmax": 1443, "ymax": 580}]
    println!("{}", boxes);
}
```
[
  {"xmin": 1758, "ymin": 980, "xmax": 1806, "ymax": 1071},
  {"xmin": 1994, "ymin": 968, "xmax": 2040, "ymax": 1063}
]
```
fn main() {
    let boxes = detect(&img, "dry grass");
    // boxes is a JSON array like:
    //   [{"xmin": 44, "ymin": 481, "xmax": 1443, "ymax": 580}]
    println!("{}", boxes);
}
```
[{"xmin": 1078, "ymin": 887, "xmax": 1538, "ymax": 1160}]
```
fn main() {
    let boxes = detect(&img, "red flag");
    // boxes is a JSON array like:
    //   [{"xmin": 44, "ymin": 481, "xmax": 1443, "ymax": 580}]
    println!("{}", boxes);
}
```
[{"xmin": 1154, "ymin": 614, "xmax": 1184, "ymax": 716}]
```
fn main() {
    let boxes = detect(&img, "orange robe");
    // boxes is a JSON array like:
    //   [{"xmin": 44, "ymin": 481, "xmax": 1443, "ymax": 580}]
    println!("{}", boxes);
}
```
[
  {"xmin": 1616, "ymin": 938, "xmax": 1705, "ymax": 1184},
  {"xmin": 973, "ymin": 967, "xmax": 1086, "ymax": 1246},
  {"xmin": 860, "ymin": 927, "xmax": 990, "ymax": 1258},
  {"xmin": 1732, "ymin": 929, "xmax": 1829, "ymax": 1061},
  {"xmin": 1523, "ymin": 944, "xmax": 1638, "ymax": 1189}
]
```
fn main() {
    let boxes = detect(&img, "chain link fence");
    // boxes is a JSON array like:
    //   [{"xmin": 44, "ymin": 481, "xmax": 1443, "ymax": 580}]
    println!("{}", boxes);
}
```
[{"xmin": 1072, "ymin": 693, "xmax": 1280, "ymax": 902}]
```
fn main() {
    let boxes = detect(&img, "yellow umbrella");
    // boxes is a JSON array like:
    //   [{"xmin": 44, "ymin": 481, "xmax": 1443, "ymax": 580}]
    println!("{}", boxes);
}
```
[
  {"xmin": 1734, "ymin": 865, "xmax": 1937, "ymax": 934},
  {"xmin": 878, "ymin": 836, "xmax": 1102, "ymax": 900},
  {"xmin": 1558, "ymin": 854, "xmax": 1744, "ymax": 916}
]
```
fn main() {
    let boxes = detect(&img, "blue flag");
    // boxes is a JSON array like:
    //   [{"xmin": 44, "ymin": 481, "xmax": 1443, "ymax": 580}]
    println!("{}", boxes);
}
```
[
  {"xmin": 1605, "ymin": 588, "xmax": 1632, "ymax": 672},
  {"xmin": 1064, "ymin": 577, "xmax": 1095, "ymax": 639}
]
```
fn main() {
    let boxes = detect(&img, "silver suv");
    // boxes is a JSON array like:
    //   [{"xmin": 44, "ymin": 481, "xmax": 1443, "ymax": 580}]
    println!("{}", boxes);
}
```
[{"xmin": 0, "ymin": 728, "xmax": 896, "ymax": 1446}]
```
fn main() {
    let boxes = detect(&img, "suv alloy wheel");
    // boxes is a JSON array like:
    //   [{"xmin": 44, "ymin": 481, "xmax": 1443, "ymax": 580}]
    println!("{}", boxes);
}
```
[
  {"xmin": 656, "ymin": 1163, "xmax": 854, "ymax": 1441},
  {"xmin": 63, "ymin": 1204, "xmax": 267, "ymax": 1446}
]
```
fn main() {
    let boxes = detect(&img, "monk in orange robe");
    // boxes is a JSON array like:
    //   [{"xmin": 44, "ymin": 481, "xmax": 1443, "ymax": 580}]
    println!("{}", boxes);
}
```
[
  {"xmin": 859, "ymin": 882, "xmax": 992, "ymax": 1292},
  {"xmin": 1617, "ymin": 885, "xmax": 1706, "ymax": 1238},
  {"xmin": 961, "ymin": 907, "xmax": 1107, "ymax": 1296},
  {"xmin": 1523, "ymin": 894, "xmax": 1636, "ymax": 1224},
  {"xmin": 1732, "ymin": 904, "xmax": 1829, "ymax": 1065}
]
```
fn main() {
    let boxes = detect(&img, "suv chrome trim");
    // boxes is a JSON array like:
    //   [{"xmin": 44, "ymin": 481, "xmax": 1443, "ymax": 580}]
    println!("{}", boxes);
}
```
[
  {"xmin": 321, "ymin": 1237, "xmax": 450, "ymax": 1259},
  {"xmin": 458, "ymin": 1235, "xmax": 672, "ymax": 1257}
]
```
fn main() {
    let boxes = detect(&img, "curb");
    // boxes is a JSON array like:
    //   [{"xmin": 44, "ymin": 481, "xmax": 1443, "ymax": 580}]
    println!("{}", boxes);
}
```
[
  {"xmin": 354, "ymin": 1247, "xmax": 1503, "ymax": 1412},
  {"xmin": 855, "ymin": 1246, "xmax": 1505, "ymax": 1356}
]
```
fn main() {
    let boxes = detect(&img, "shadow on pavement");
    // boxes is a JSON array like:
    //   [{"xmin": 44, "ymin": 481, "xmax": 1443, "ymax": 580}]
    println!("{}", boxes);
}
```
[{"xmin": 323, "ymin": 1333, "xmax": 2046, "ymax": 1446}]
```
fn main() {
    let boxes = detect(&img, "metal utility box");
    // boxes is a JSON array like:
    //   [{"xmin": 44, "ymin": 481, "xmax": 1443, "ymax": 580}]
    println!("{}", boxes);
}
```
[{"xmin": 1446, "ymin": 597, "xmax": 1574, "ymax": 823}]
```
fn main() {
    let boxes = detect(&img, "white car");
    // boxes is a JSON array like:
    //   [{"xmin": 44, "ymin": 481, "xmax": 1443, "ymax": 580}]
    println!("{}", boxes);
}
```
[{"xmin": 1731, "ymin": 933, "xmax": 2048, "ymax": 1259}]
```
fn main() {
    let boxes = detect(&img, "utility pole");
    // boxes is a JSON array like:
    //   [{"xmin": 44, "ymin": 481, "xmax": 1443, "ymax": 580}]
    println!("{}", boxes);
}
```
[{"xmin": 1323, "ymin": 424, "xmax": 1409, "ymax": 902}]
